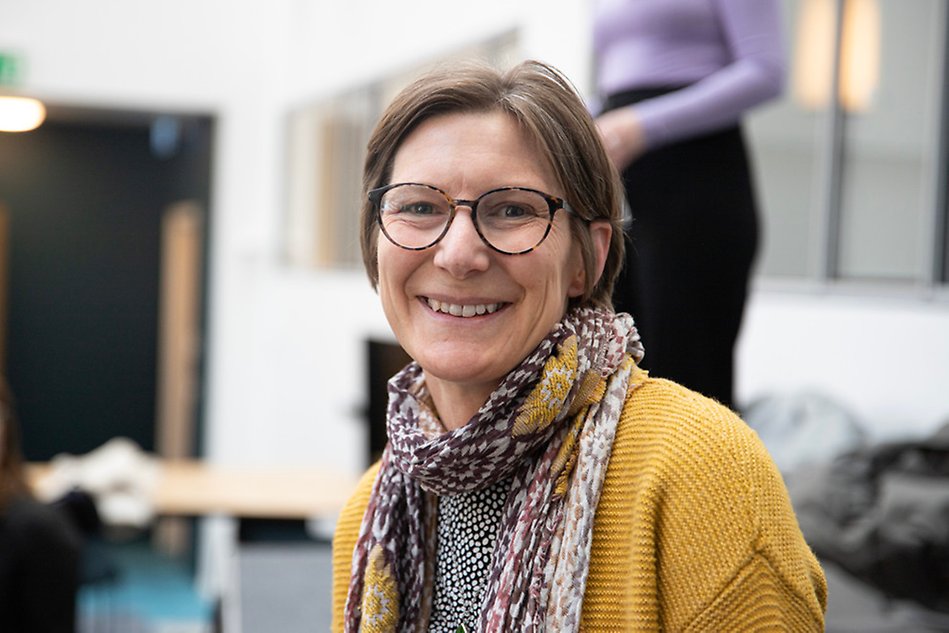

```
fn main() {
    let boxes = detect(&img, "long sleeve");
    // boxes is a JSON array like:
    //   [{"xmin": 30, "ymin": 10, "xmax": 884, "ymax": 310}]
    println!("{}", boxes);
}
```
[
  {"xmin": 637, "ymin": 0, "xmax": 785, "ymax": 147},
  {"xmin": 595, "ymin": 0, "xmax": 787, "ymax": 149}
]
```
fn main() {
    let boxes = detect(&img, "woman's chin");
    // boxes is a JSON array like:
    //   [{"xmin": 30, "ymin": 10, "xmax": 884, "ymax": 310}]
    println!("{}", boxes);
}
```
[
  {"xmin": 417, "ymin": 356, "xmax": 501, "ymax": 388},
  {"xmin": 415, "ymin": 350, "xmax": 509, "ymax": 401}
]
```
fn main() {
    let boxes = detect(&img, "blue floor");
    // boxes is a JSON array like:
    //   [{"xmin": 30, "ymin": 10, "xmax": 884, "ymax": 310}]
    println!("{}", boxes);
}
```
[{"xmin": 79, "ymin": 540, "xmax": 214, "ymax": 633}]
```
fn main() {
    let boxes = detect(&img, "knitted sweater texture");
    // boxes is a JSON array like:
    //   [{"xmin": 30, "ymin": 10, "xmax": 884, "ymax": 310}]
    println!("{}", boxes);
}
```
[{"xmin": 332, "ymin": 375, "xmax": 827, "ymax": 631}]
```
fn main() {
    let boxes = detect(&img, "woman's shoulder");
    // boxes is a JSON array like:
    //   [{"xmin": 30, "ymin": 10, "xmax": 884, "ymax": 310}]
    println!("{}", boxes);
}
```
[
  {"xmin": 0, "ymin": 495, "xmax": 80, "ymax": 552},
  {"xmin": 619, "ymin": 372, "xmax": 768, "ymax": 464},
  {"xmin": 337, "ymin": 462, "xmax": 381, "ymax": 531},
  {"xmin": 611, "ymin": 371, "xmax": 789, "ymax": 521},
  {"xmin": 333, "ymin": 462, "xmax": 381, "ymax": 557},
  {"xmin": 3, "ymin": 495, "xmax": 58, "ymax": 526},
  {"xmin": 331, "ymin": 462, "xmax": 382, "ymax": 630},
  {"xmin": 601, "ymin": 373, "xmax": 827, "ymax": 626}
]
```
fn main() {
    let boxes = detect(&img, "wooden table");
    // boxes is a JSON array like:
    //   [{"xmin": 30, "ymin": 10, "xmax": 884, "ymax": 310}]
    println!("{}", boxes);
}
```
[{"xmin": 27, "ymin": 459, "xmax": 358, "ymax": 519}]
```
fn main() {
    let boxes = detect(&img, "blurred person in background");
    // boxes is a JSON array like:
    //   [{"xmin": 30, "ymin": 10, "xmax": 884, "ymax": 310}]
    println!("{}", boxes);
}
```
[
  {"xmin": 0, "ymin": 376, "xmax": 80, "ymax": 633},
  {"xmin": 331, "ymin": 59, "xmax": 824, "ymax": 631},
  {"xmin": 594, "ymin": 0, "xmax": 786, "ymax": 410}
]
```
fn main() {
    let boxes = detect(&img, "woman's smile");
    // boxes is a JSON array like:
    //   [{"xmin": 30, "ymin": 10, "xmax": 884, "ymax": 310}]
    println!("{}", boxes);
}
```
[{"xmin": 421, "ymin": 297, "xmax": 507, "ymax": 318}]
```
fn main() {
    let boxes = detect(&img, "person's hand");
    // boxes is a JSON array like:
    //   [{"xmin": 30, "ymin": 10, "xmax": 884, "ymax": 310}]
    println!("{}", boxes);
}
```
[{"xmin": 595, "ymin": 107, "xmax": 647, "ymax": 172}]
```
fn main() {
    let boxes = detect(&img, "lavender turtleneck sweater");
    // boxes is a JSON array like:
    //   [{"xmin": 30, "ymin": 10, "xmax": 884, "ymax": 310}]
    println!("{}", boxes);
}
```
[{"xmin": 593, "ymin": 0, "xmax": 787, "ymax": 149}]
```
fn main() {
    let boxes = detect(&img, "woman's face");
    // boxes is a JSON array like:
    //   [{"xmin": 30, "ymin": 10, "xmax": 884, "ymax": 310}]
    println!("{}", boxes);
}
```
[{"xmin": 377, "ymin": 110, "xmax": 588, "ymax": 416}]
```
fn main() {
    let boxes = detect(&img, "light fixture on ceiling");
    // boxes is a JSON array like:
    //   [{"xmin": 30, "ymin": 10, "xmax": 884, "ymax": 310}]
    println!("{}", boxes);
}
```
[{"xmin": 0, "ymin": 95, "xmax": 47, "ymax": 132}]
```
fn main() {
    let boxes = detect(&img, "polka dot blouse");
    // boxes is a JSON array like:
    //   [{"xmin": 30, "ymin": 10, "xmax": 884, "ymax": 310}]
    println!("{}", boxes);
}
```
[{"xmin": 427, "ymin": 477, "xmax": 512, "ymax": 632}]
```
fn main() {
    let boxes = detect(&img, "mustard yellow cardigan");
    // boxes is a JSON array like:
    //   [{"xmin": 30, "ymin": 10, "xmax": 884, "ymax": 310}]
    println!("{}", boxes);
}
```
[{"xmin": 332, "ymin": 375, "xmax": 827, "ymax": 631}]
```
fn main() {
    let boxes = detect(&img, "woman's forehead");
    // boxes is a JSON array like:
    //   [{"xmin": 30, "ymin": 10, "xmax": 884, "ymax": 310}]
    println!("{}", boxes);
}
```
[{"xmin": 390, "ymin": 110, "xmax": 560, "ymax": 195}]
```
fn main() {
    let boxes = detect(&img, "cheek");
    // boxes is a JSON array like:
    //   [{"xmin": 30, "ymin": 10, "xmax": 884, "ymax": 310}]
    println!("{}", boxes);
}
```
[
  {"xmin": 519, "ymin": 254, "xmax": 573, "ymax": 318},
  {"xmin": 375, "ymin": 248, "xmax": 397, "ymax": 305},
  {"xmin": 542, "ymin": 234, "xmax": 585, "ymax": 298},
  {"xmin": 376, "ymin": 243, "xmax": 419, "ymax": 308},
  {"xmin": 376, "ymin": 239, "xmax": 398, "ymax": 279},
  {"xmin": 370, "ymin": 234, "xmax": 382, "ymax": 288},
  {"xmin": 376, "ymin": 268, "xmax": 407, "ymax": 339}
]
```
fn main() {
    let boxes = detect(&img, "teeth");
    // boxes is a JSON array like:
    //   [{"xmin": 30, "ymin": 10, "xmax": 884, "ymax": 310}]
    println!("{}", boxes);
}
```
[{"xmin": 426, "ymin": 298, "xmax": 500, "ymax": 317}]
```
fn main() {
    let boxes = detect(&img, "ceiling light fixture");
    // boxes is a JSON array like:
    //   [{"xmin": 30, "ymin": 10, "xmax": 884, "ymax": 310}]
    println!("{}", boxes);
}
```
[{"xmin": 0, "ymin": 95, "xmax": 47, "ymax": 132}]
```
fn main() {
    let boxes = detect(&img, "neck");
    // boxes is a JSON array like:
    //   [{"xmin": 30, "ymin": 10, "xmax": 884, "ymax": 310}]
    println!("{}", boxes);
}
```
[{"xmin": 424, "ymin": 374, "xmax": 499, "ymax": 431}]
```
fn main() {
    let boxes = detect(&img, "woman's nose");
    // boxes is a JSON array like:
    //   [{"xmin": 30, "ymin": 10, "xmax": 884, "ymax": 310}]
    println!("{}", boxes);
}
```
[{"xmin": 432, "ymin": 208, "xmax": 491, "ymax": 277}]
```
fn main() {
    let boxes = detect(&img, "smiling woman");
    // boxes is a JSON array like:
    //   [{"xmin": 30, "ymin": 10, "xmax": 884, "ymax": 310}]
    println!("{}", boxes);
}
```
[
  {"xmin": 331, "ymin": 59, "xmax": 827, "ymax": 632},
  {"xmin": 374, "ymin": 110, "xmax": 604, "ymax": 429}
]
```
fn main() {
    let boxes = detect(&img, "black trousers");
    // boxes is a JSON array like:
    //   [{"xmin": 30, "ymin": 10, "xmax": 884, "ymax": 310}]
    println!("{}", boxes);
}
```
[{"xmin": 604, "ymin": 88, "xmax": 759, "ymax": 410}]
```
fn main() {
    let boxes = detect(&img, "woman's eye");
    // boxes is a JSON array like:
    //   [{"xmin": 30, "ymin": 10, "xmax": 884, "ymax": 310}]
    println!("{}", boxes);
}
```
[
  {"xmin": 501, "ymin": 205, "xmax": 528, "ymax": 218},
  {"xmin": 400, "ymin": 202, "xmax": 436, "ymax": 215}
]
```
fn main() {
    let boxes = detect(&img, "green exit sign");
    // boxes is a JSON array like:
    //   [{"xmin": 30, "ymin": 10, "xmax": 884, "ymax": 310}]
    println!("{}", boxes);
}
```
[{"xmin": 0, "ymin": 52, "xmax": 23, "ymax": 86}]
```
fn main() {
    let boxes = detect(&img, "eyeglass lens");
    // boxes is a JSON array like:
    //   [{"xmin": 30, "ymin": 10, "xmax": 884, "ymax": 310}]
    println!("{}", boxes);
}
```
[{"xmin": 377, "ymin": 184, "xmax": 554, "ymax": 253}]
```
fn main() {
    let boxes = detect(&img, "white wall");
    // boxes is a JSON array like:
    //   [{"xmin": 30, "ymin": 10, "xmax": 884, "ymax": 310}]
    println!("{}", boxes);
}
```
[{"xmin": 738, "ymin": 285, "xmax": 949, "ymax": 441}]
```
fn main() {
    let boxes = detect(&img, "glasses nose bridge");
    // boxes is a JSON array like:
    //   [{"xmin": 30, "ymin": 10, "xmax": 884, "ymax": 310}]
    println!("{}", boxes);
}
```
[
  {"xmin": 449, "ymin": 196, "xmax": 480, "ymax": 217},
  {"xmin": 440, "ymin": 195, "xmax": 490, "ymax": 250},
  {"xmin": 444, "ymin": 195, "xmax": 482, "ymax": 233}
]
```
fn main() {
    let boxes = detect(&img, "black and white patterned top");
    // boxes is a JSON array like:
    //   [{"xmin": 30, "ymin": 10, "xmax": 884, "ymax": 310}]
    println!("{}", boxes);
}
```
[{"xmin": 428, "ymin": 477, "xmax": 512, "ymax": 633}]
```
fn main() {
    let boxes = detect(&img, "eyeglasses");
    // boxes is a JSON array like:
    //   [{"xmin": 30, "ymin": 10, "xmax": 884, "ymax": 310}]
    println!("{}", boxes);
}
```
[{"xmin": 368, "ymin": 182, "xmax": 577, "ymax": 255}]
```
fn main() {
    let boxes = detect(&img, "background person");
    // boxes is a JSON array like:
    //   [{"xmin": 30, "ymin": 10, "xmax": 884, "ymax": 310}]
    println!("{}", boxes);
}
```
[
  {"xmin": 0, "ymin": 377, "xmax": 81, "ymax": 633},
  {"xmin": 332, "ymin": 59, "xmax": 824, "ymax": 631},
  {"xmin": 594, "ymin": 0, "xmax": 786, "ymax": 409}
]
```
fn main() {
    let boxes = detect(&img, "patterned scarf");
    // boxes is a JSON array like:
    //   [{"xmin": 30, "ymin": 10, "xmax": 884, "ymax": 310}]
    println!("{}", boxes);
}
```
[{"xmin": 344, "ymin": 306, "xmax": 645, "ymax": 632}]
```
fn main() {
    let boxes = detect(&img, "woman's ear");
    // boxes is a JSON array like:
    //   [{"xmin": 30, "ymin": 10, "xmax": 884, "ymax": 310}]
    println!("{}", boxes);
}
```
[
  {"xmin": 568, "ymin": 220, "xmax": 613, "ymax": 298},
  {"xmin": 589, "ymin": 220, "xmax": 612, "ymax": 283}
]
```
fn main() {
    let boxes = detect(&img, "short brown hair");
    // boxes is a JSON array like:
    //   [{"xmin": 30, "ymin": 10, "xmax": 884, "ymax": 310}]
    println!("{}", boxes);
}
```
[
  {"xmin": 359, "ymin": 59, "xmax": 625, "ymax": 310},
  {"xmin": 0, "ymin": 376, "xmax": 30, "ymax": 510}
]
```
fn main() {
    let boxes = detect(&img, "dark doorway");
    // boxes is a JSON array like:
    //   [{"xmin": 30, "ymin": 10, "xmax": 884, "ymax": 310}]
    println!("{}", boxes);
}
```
[
  {"xmin": 0, "ymin": 107, "xmax": 213, "ymax": 461},
  {"xmin": 365, "ymin": 339, "xmax": 412, "ymax": 465}
]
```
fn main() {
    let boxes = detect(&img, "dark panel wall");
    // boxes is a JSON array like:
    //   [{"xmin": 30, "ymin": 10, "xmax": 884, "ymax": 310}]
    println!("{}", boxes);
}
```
[{"xmin": 0, "ymin": 115, "xmax": 211, "ymax": 460}]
